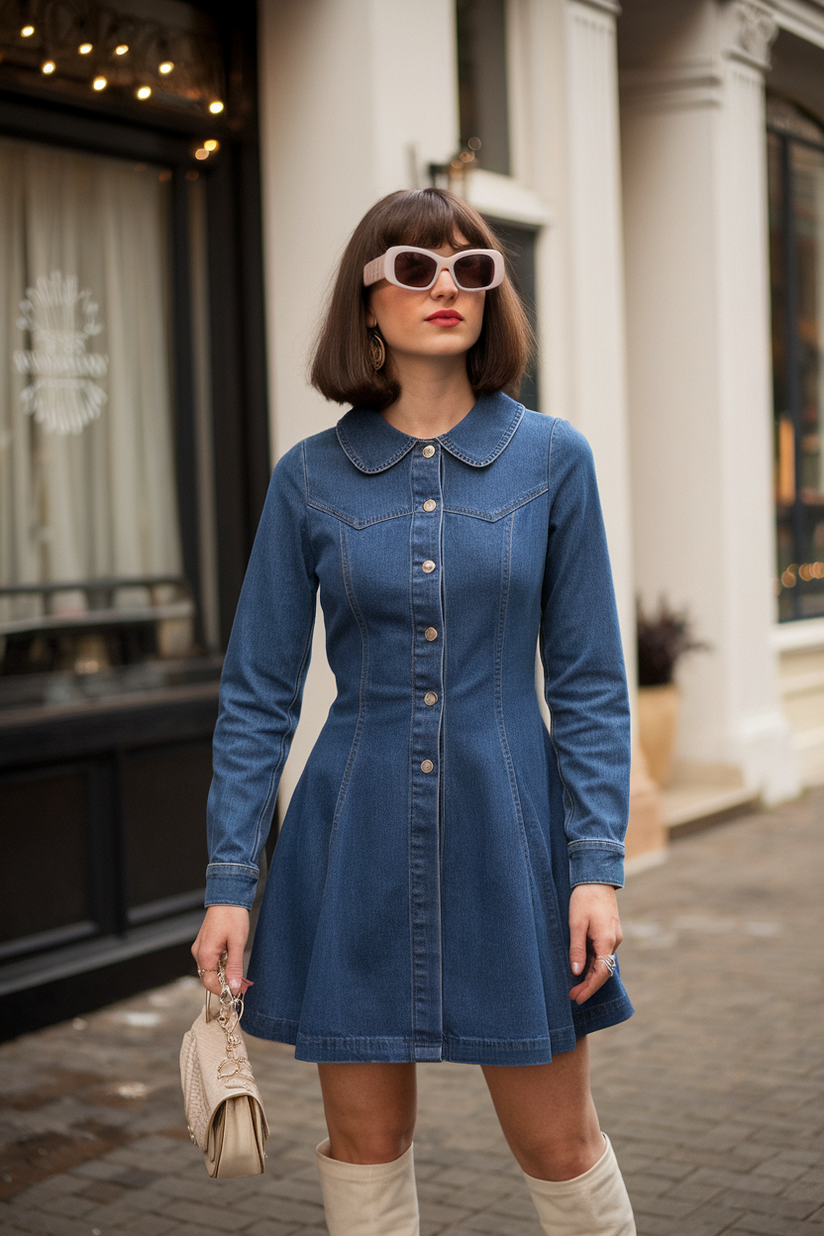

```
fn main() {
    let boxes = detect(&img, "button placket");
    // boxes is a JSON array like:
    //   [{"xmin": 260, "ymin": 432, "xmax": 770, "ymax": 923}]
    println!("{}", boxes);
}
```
[{"xmin": 408, "ymin": 441, "xmax": 444, "ymax": 1059}]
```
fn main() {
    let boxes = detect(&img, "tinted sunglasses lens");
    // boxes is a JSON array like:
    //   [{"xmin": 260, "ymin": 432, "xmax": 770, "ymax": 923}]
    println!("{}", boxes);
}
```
[
  {"xmin": 393, "ymin": 250, "xmax": 438, "ymax": 287},
  {"xmin": 454, "ymin": 253, "xmax": 495, "ymax": 289}
]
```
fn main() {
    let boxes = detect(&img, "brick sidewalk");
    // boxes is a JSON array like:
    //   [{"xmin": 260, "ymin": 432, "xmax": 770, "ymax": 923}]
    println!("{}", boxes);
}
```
[{"xmin": 1, "ymin": 790, "xmax": 822, "ymax": 1236}]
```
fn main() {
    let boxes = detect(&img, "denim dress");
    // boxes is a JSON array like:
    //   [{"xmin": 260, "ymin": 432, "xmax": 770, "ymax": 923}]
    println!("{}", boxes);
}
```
[{"xmin": 205, "ymin": 393, "xmax": 634, "ymax": 1064}]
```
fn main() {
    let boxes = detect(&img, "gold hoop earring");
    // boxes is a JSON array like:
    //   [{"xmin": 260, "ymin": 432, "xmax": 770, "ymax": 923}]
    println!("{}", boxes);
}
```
[{"xmin": 368, "ymin": 330, "xmax": 386, "ymax": 371}]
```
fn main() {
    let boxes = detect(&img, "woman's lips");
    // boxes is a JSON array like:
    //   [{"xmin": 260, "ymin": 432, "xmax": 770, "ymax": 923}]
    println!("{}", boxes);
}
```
[{"xmin": 425, "ymin": 312, "xmax": 464, "ymax": 325}]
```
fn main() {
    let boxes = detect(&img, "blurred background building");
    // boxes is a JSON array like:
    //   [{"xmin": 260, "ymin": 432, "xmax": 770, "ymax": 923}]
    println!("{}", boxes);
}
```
[{"xmin": 1, "ymin": 0, "xmax": 823, "ymax": 1033}]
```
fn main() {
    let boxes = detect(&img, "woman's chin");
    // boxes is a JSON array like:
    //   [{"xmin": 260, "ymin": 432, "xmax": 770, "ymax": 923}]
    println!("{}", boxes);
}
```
[{"xmin": 388, "ymin": 340, "xmax": 477, "ymax": 365}]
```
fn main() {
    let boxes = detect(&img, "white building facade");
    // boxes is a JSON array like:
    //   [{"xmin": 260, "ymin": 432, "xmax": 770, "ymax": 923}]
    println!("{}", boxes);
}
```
[{"xmin": 257, "ymin": 0, "xmax": 824, "ymax": 853}]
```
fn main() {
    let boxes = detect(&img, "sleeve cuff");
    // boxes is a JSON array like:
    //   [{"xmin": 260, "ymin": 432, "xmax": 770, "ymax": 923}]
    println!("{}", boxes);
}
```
[
  {"xmin": 205, "ymin": 862, "xmax": 259, "ymax": 909},
  {"xmin": 568, "ymin": 841, "xmax": 625, "ymax": 889}
]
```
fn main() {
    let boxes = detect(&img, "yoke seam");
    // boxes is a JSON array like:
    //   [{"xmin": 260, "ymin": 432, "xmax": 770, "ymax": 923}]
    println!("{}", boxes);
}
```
[
  {"xmin": 306, "ymin": 498, "xmax": 411, "ymax": 528},
  {"xmin": 442, "ymin": 483, "xmax": 548, "ymax": 521}
]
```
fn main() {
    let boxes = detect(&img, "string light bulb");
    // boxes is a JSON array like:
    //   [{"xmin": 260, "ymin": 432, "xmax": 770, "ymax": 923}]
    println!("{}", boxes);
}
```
[
  {"xmin": 159, "ymin": 60, "xmax": 173, "ymax": 74},
  {"xmin": 41, "ymin": 60, "xmax": 55, "ymax": 74},
  {"xmin": 209, "ymin": 100, "xmax": 224, "ymax": 114},
  {"xmin": 204, "ymin": 139, "xmax": 219, "ymax": 151},
  {"xmin": 78, "ymin": 42, "xmax": 92, "ymax": 54},
  {"xmin": 136, "ymin": 85, "xmax": 151, "ymax": 99},
  {"xmin": 115, "ymin": 43, "xmax": 129, "ymax": 55},
  {"xmin": 195, "ymin": 148, "xmax": 209, "ymax": 160},
  {"xmin": 93, "ymin": 76, "xmax": 107, "ymax": 90},
  {"xmin": 21, "ymin": 25, "xmax": 35, "ymax": 37}
]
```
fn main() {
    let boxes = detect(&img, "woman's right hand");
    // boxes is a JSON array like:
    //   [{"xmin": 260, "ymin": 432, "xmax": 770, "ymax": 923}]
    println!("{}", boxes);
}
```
[{"xmin": 191, "ymin": 905, "xmax": 250, "ymax": 996}]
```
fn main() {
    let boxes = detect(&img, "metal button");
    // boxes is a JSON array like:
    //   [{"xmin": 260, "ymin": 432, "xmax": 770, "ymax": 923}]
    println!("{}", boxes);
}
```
[
  {"xmin": 423, "ymin": 500, "xmax": 437, "ymax": 512},
  {"xmin": 421, "ymin": 759, "xmax": 434, "ymax": 773},
  {"xmin": 424, "ymin": 627, "xmax": 438, "ymax": 641},
  {"xmin": 422, "ymin": 560, "xmax": 436, "ymax": 574},
  {"xmin": 424, "ymin": 692, "xmax": 438, "ymax": 706},
  {"xmin": 422, "ymin": 444, "xmax": 435, "ymax": 458}
]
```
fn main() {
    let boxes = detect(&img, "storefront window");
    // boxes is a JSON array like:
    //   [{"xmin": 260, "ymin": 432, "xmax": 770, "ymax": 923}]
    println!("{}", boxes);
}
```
[
  {"xmin": 768, "ymin": 97, "xmax": 824, "ymax": 620},
  {"xmin": 0, "ymin": 136, "xmax": 210, "ymax": 698}
]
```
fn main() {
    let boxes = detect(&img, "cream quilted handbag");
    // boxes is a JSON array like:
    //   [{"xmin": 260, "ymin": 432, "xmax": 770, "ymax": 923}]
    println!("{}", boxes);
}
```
[{"xmin": 180, "ymin": 954, "xmax": 269, "ymax": 1178}]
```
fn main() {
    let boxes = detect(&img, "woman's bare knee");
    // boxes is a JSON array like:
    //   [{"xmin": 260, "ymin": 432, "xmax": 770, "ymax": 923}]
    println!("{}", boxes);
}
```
[
  {"xmin": 482, "ymin": 1041, "xmax": 603, "ymax": 1180},
  {"xmin": 318, "ymin": 1062, "xmax": 417, "ymax": 1163}
]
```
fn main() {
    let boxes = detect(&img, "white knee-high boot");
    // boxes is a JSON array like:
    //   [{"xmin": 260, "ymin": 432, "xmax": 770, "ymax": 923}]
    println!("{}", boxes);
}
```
[
  {"xmin": 522, "ymin": 1134, "xmax": 636, "ymax": 1236},
  {"xmin": 315, "ymin": 1140, "xmax": 420, "ymax": 1236}
]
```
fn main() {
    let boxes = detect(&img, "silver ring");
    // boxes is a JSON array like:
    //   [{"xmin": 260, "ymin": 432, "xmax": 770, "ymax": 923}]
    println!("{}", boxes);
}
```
[
  {"xmin": 197, "ymin": 968, "xmax": 217, "ymax": 975},
  {"xmin": 596, "ymin": 954, "xmax": 617, "ymax": 977}
]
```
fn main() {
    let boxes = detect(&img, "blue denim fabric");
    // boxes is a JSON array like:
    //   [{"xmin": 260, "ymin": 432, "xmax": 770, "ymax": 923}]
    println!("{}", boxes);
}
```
[{"xmin": 206, "ymin": 393, "xmax": 633, "ymax": 1063}]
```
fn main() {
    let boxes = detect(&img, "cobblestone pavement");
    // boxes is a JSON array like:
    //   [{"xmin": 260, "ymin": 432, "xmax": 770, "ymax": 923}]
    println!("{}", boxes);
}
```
[{"xmin": 1, "ymin": 790, "xmax": 822, "ymax": 1236}]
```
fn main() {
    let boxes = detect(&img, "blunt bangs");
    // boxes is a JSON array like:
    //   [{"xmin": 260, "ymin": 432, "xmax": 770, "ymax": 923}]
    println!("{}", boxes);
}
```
[{"xmin": 367, "ymin": 192, "xmax": 496, "ymax": 258}]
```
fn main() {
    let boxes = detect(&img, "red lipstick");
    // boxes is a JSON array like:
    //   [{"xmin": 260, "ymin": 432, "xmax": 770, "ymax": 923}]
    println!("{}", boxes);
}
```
[{"xmin": 425, "ymin": 311, "xmax": 463, "ymax": 325}]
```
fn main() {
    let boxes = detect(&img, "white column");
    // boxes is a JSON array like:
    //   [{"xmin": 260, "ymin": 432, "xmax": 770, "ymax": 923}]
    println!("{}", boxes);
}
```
[
  {"xmin": 563, "ymin": 1, "xmax": 666, "ymax": 859},
  {"xmin": 621, "ymin": 0, "xmax": 799, "ymax": 802},
  {"xmin": 564, "ymin": 0, "xmax": 636, "ymax": 680}
]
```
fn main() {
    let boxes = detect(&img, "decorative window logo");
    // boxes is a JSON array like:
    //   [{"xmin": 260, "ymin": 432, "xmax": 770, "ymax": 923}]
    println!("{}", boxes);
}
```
[{"xmin": 13, "ymin": 272, "xmax": 109, "ymax": 435}]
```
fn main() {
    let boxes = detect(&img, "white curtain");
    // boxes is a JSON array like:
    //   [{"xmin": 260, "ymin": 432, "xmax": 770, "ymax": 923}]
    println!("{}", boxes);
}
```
[{"xmin": 0, "ymin": 136, "xmax": 182, "ymax": 618}]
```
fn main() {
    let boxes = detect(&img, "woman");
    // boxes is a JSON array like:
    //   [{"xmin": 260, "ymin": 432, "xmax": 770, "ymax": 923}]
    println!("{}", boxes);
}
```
[{"xmin": 193, "ymin": 188, "xmax": 636, "ymax": 1236}]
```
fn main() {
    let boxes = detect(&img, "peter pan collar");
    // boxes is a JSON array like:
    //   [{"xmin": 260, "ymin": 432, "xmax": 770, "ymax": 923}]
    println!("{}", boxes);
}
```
[{"xmin": 336, "ymin": 392, "xmax": 524, "ymax": 474}]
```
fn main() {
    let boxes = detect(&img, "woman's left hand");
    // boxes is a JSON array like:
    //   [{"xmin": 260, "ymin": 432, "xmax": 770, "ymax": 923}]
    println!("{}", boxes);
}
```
[{"xmin": 568, "ymin": 883, "xmax": 623, "ymax": 1005}]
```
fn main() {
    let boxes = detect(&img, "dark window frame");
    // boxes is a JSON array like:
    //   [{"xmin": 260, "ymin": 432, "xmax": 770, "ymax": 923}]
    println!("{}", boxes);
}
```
[
  {"xmin": 486, "ymin": 217, "xmax": 540, "ymax": 412},
  {"xmin": 456, "ymin": 0, "xmax": 512, "ymax": 176},
  {"xmin": 768, "ymin": 115, "xmax": 824, "ymax": 621}
]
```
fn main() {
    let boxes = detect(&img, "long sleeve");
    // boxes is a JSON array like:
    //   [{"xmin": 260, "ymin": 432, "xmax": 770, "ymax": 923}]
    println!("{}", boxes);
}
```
[
  {"xmin": 540, "ymin": 418, "xmax": 631, "ymax": 889},
  {"xmin": 205, "ymin": 442, "xmax": 318, "ymax": 908}
]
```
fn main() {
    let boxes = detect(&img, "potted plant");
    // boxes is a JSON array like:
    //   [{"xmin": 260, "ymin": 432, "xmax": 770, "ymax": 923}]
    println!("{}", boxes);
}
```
[{"xmin": 636, "ymin": 599, "xmax": 707, "ymax": 786}]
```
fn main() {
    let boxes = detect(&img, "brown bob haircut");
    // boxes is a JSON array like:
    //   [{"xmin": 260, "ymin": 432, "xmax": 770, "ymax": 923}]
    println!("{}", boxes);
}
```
[{"xmin": 310, "ymin": 189, "xmax": 534, "ymax": 410}]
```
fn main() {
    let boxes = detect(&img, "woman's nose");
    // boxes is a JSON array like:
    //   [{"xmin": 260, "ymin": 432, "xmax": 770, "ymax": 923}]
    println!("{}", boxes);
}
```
[{"xmin": 431, "ymin": 268, "xmax": 458, "ymax": 298}]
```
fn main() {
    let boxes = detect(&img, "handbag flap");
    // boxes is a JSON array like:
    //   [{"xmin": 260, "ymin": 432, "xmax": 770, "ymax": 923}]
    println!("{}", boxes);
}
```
[{"xmin": 205, "ymin": 1094, "xmax": 267, "ymax": 1179}]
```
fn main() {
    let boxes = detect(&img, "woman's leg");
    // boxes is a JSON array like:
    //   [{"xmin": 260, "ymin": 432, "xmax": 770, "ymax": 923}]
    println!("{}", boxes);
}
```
[
  {"xmin": 314, "ymin": 1063, "xmax": 420, "ymax": 1236},
  {"xmin": 483, "ymin": 1040, "xmax": 635, "ymax": 1236},
  {"xmin": 482, "ymin": 1037, "xmax": 601, "ymax": 1180},
  {"xmin": 317, "ymin": 1062, "xmax": 417, "ymax": 1162}
]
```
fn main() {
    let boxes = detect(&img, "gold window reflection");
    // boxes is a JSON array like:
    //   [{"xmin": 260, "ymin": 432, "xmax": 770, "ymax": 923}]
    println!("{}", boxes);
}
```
[{"xmin": 768, "ymin": 97, "xmax": 824, "ymax": 620}]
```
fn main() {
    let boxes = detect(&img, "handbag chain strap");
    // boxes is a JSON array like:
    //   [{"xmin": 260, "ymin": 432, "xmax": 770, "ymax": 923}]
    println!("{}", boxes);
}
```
[{"xmin": 216, "ymin": 951, "xmax": 254, "ymax": 1084}]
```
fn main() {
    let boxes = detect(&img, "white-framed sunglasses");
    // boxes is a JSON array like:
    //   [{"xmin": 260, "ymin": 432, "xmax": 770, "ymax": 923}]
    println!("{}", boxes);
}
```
[{"xmin": 363, "ymin": 245, "xmax": 505, "ymax": 292}]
